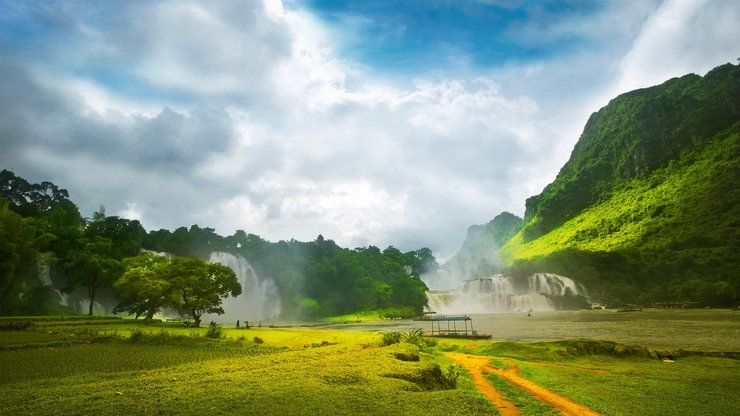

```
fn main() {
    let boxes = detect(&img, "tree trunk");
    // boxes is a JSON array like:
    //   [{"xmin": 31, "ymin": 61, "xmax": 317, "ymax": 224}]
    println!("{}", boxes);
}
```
[
  {"xmin": 88, "ymin": 286, "xmax": 96, "ymax": 316},
  {"xmin": 192, "ymin": 308, "xmax": 201, "ymax": 327}
]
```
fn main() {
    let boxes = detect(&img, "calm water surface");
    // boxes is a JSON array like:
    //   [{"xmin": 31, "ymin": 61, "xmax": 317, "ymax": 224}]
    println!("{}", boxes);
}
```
[{"xmin": 325, "ymin": 309, "xmax": 740, "ymax": 351}]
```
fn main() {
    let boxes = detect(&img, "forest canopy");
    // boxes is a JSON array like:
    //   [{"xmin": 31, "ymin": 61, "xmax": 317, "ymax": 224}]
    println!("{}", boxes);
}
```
[{"xmin": 0, "ymin": 169, "xmax": 433, "ymax": 318}]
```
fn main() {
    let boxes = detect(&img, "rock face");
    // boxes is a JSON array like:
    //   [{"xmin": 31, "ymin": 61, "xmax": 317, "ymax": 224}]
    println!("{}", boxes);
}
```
[{"xmin": 426, "ymin": 273, "xmax": 589, "ymax": 314}]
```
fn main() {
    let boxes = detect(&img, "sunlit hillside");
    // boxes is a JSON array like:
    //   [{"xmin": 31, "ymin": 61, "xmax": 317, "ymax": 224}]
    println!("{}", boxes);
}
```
[{"xmin": 496, "ymin": 64, "xmax": 740, "ymax": 305}]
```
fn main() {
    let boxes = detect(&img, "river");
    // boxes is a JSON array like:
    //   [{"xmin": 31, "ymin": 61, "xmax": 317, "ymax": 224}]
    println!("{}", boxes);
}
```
[{"xmin": 323, "ymin": 308, "xmax": 740, "ymax": 351}]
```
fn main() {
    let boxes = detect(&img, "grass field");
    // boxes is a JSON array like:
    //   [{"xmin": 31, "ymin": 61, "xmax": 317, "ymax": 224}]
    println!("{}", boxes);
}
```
[{"xmin": 1, "ymin": 318, "xmax": 738, "ymax": 415}]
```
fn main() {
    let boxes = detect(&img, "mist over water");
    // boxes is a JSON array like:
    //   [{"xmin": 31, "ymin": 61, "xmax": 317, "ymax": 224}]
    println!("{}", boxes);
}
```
[{"xmin": 206, "ymin": 252, "xmax": 281, "ymax": 324}]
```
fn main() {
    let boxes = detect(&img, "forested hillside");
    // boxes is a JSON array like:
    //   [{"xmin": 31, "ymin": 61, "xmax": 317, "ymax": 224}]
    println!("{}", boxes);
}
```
[
  {"xmin": 0, "ymin": 170, "xmax": 433, "ymax": 318},
  {"xmin": 498, "ymin": 63, "xmax": 740, "ymax": 306}
]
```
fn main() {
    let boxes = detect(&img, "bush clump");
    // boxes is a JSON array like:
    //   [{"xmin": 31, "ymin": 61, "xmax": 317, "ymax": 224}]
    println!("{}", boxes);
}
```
[
  {"xmin": 385, "ymin": 363, "xmax": 459, "ymax": 391},
  {"xmin": 379, "ymin": 331, "xmax": 402, "ymax": 346},
  {"xmin": 204, "ymin": 324, "xmax": 224, "ymax": 339},
  {"xmin": 128, "ymin": 329, "xmax": 145, "ymax": 342}
]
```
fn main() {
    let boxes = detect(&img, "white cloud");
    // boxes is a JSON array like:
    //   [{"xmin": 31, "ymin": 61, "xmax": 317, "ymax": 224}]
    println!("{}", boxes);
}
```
[
  {"xmin": 0, "ymin": 0, "xmax": 607, "ymax": 257},
  {"xmin": 119, "ymin": 202, "xmax": 143, "ymax": 222},
  {"xmin": 617, "ymin": 0, "xmax": 740, "ymax": 93},
  {"xmin": 2, "ymin": 0, "xmax": 738, "ymax": 260}
]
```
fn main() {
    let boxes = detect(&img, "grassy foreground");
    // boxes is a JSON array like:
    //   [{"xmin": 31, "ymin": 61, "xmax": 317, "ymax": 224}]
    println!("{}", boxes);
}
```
[{"xmin": 1, "ymin": 318, "xmax": 738, "ymax": 415}]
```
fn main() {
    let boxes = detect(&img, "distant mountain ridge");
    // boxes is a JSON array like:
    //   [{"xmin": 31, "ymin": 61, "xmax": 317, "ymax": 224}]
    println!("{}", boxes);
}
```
[
  {"xmin": 449, "ymin": 63, "xmax": 740, "ymax": 306},
  {"xmin": 442, "ymin": 212, "xmax": 521, "ymax": 278}
]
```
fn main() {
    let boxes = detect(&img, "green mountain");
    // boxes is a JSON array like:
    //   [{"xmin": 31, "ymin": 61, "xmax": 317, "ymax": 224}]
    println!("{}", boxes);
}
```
[{"xmin": 496, "ymin": 63, "xmax": 739, "ymax": 306}]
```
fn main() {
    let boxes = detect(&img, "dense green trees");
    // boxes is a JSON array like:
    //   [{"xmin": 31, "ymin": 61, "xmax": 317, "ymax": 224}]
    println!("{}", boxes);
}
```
[
  {"xmin": 227, "ymin": 236, "xmax": 431, "ymax": 318},
  {"xmin": 165, "ymin": 257, "xmax": 240, "ymax": 327},
  {"xmin": 114, "ymin": 253, "xmax": 172, "ymax": 319},
  {"xmin": 59, "ymin": 209, "xmax": 148, "ymax": 315},
  {"xmin": 0, "ymin": 170, "xmax": 79, "ymax": 315},
  {"xmin": 63, "ymin": 235, "xmax": 123, "ymax": 316},
  {"xmin": 0, "ymin": 170, "xmax": 433, "ymax": 318},
  {"xmin": 0, "ymin": 202, "xmax": 48, "ymax": 314},
  {"xmin": 114, "ymin": 254, "xmax": 241, "ymax": 325}
]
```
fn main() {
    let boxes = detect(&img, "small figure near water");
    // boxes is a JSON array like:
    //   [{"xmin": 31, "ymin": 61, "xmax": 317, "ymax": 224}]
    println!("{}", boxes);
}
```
[{"xmin": 236, "ymin": 320, "xmax": 240, "ymax": 329}]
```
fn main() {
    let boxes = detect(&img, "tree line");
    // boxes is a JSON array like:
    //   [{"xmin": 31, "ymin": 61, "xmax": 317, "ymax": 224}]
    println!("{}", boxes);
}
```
[{"xmin": 0, "ymin": 170, "xmax": 434, "ymax": 320}]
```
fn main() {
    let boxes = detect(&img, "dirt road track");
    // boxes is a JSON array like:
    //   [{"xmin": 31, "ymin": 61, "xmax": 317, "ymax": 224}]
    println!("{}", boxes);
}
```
[{"xmin": 445, "ymin": 352, "xmax": 602, "ymax": 416}]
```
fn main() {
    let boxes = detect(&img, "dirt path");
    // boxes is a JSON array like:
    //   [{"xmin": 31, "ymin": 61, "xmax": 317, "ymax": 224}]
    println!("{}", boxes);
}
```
[
  {"xmin": 445, "ymin": 352, "xmax": 520, "ymax": 416},
  {"xmin": 445, "ymin": 353, "xmax": 602, "ymax": 416}
]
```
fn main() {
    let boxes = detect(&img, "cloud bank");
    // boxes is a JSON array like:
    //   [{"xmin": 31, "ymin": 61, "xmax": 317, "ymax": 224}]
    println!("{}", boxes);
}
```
[{"xmin": 1, "ymin": 0, "xmax": 738, "ymax": 258}]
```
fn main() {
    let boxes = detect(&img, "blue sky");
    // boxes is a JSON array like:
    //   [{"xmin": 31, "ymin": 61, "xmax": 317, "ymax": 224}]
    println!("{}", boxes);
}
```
[
  {"xmin": 0, "ymin": 0, "xmax": 738, "ymax": 259},
  {"xmin": 300, "ymin": 0, "xmax": 603, "ymax": 72}
]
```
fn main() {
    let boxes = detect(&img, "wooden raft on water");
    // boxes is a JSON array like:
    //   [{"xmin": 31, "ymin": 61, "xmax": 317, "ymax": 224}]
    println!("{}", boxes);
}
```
[{"xmin": 424, "ymin": 315, "xmax": 492, "ymax": 339}]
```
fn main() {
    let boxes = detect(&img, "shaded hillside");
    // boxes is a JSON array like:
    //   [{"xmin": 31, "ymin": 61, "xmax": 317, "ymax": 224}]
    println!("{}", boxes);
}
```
[{"xmin": 500, "ymin": 63, "xmax": 740, "ymax": 306}]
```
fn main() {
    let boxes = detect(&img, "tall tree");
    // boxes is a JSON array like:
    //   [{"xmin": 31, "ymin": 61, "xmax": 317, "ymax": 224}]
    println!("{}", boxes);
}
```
[
  {"xmin": 85, "ymin": 214, "xmax": 145, "ymax": 260},
  {"xmin": 64, "ymin": 236, "xmax": 123, "ymax": 315},
  {"xmin": 0, "ymin": 203, "xmax": 41, "ymax": 315},
  {"xmin": 164, "ymin": 257, "xmax": 241, "ymax": 327},
  {"xmin": 114, "ymin": 253, "xmax": 172, "ymax": 319}
]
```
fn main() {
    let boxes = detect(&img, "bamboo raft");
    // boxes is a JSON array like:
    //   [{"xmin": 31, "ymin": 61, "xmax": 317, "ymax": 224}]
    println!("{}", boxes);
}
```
[{"xmin": 423, "ymin": 314, "xmax": 492, "ymax": 339}]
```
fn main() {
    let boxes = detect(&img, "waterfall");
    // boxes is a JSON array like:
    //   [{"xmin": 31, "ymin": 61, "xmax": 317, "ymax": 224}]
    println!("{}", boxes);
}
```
[
  {"xmin": 426, "ymin": 273, "xmax": 589, "ymax": 314},
  {"xmin": 37, "ymin": 253, "xmax": 70, "ymax": 307},
  {"xmin": 208, "ymin": 252, "xmax": 281, "ymax": 322}
]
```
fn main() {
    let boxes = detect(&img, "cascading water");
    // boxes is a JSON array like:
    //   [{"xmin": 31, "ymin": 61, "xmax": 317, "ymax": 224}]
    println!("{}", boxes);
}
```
[
  {"xmin": 426, "ymin": 273, "xmax": 588, "ymax": 314},
  {"xmin": 37, "ymin": 253, "xmax": 69, "ymax": 307},
  {"xmin": 207, "ymin": 252, "xmax": 281, "ymax": 322}
]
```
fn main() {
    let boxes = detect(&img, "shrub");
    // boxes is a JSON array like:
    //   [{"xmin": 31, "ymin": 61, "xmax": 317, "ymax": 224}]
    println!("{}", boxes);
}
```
[
  {"xmin": 400, "ymin": 328, "xmax": 423, "ymax": 346},
  {"xmin": 204, "ymin": 324, "xmax": 224, "ymax": 339},
  {"xmin": 129, "ymin": 329, "xmax": 144, "ymax": 342},
  {"xmin": 379, "ymin": 331, "xmax": 401, "ymax": 346},
  {"xmin": 384, "ymin": 363, "xmax": 459, "ymax": 391},
  {"xmin": 443, "ymin": 365, "xmax": 460, "ymax": 389}
]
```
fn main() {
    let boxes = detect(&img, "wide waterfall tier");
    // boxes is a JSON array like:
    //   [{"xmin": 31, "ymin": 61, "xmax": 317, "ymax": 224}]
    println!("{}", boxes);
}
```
[
  {"xmin": 427, "ymin": 273, "xmax": 589, "ymax": 314},
  {"xmin": 208, "ymin": 252, "xmax": 282, "ymax": 321}
]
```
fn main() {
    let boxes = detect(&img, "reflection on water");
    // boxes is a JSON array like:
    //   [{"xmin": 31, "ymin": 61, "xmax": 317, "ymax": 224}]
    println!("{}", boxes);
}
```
[{"xmin": 325, "ymin": 309, "xmax": 740, "ymax": 351}]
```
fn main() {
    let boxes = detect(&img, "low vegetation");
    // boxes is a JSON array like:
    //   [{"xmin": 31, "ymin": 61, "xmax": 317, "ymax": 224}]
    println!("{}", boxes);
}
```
[
  {"xmin": 1, "ymin": 319, "xmax": 738, "ymax": 415},
  {"xmin": 442, "ymin": 337, "xmax": 740, "ymax": 416}
]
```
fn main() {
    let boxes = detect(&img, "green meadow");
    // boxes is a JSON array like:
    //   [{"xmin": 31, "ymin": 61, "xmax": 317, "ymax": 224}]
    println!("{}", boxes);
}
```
[{"xmin": 1, "ymin": 318, "xmax": 738, "ymax": 415}]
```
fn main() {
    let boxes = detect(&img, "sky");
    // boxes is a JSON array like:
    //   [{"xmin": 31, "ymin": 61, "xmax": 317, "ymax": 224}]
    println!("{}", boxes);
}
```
[{"xmin": 0, "ymin": 0, "xmax": 738, "ymax": 260}]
